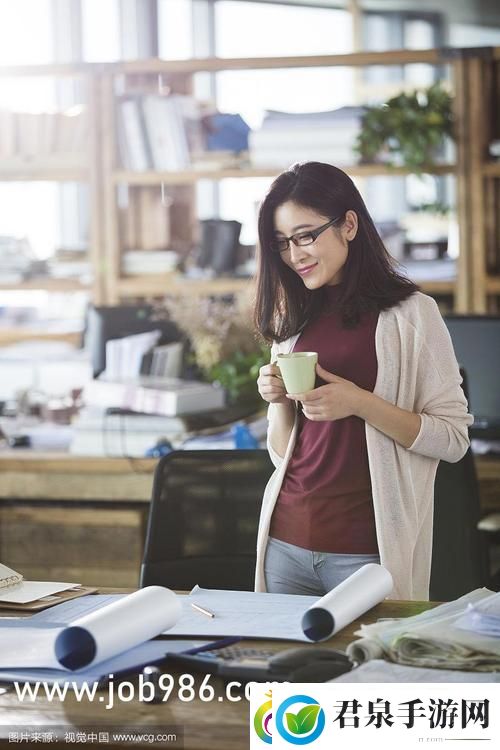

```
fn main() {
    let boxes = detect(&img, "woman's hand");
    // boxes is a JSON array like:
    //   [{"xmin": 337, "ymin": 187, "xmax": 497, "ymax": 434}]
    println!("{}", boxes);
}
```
[
  {"xmin": 286, "ymin": 363, "xmax": 362, "ymax": 421},
  {"xmin": 257, "ymin": 363, "xmax": 288, "ymax": 405}
]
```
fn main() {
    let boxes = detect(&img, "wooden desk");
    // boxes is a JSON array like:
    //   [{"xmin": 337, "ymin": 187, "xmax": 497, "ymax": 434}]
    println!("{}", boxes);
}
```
[
  {"xmin": 0, "ymin": 451, "xmax": 499, "ymax": 587},
  {"xmin": 0, "ymin": 598, "xmax": 437, "ymax": 750}
]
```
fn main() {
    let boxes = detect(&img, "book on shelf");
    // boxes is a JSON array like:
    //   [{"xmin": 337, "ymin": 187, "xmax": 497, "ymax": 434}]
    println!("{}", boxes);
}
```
[
  {"xmin": 0, "ymin": 108, "xmax": 87, "ymax": 161},
  {"xmin": 118, "ymin": 93, "xmax": 204, "ymax": 172},
  {"xmin": 118, "ymin": 97, "xmax": 152, "ymax": 171},
  {"xmin": 83, "ymin": 376, "xmax": 225, "ymax": 416}
]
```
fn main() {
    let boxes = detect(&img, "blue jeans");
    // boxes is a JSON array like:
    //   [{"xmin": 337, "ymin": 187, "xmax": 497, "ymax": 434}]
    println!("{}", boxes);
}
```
[{"xmin": 264, "ymin": 536, "xmax": 380, "ymax": 596}]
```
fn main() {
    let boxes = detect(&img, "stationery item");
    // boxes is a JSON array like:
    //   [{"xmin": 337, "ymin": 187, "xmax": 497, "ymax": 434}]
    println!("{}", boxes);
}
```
[
  {"xmin": 191, "ymin": 602, "xmax": 215, "ymax": 618},
  {"xmin": 301, "ymin": 563, "xmax": 394, "ymax": 642},
  {"xmin": 0, "ymin": 586, "xmax": 98, "ymax": 612},
  {"xmin": 0, "ymin": 563, "xmax": 23, "ymax": 589},
  {"xmin": 276, "ymin": 351, "xmax": 318, "ymax": 394},
  {"xmin": 347, "ymin": 587, "xmax": 500, "ymax": 672},
  {"xmin": 0, "ymin": 563, "xmax": 84, "ymax": 607},
  {"xmin": 0, "ymin": 586, "xmax": 181, "ymax": 671}
]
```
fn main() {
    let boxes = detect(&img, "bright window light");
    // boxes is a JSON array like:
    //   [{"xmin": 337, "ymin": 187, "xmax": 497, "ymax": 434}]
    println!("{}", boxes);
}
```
[
  {"xmin": 215, "ymin": 1, "xmax": 353, "ymax": 57},
  {"xmin": 82, "ymin": 0, "xmax": 120, "ymax": 61},
  {"xmin": 158, "ymin": 0, "xmax": 193, "ymax": 59},
  {"xmin": 0, "ymin": 1, "xmax": 58, "ymax": 263},
  {"xmin": 214, "ymin": 1, "xmax": 354, "ymax": 243}
]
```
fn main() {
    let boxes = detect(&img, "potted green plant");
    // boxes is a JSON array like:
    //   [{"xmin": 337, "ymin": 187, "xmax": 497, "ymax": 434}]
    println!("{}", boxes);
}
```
[{"xmin": 355, "ymin": 83, "xmax": 453, "ymax": 173}]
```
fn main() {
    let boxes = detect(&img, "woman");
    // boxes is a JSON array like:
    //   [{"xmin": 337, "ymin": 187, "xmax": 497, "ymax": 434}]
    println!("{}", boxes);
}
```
[{"xmin": 254, "ymin": 161, "xmax": 472, "ymax": 601}]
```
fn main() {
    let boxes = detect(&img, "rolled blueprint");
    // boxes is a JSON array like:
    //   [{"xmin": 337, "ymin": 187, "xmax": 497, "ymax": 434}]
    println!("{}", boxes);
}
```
[
  {"xmin": 54, "ymin": 586, "xmax": 181, "ymax": 669},
  {"xmin": 301, "ymin": 564, "xmax": 393, "ymax": 642}
]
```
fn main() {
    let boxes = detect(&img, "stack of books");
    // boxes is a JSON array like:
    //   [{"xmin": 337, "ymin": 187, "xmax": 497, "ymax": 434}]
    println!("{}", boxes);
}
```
[
  {"xmin": 249, "ymin": 106, "xmax": 366, "ymax": 168},
  {"xmin": 82, "ymin": 376, "xmax": 225, "ymax": 418}
]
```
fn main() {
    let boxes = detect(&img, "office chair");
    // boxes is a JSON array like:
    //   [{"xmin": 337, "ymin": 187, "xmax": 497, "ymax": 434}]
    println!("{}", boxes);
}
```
[
  {"xmin": 430, "ymin": 368, "xmax": 489, "ymax": 600},
  {"xmin": 140, "ymin": 449, "xmax": 274, "ymax": 591}
]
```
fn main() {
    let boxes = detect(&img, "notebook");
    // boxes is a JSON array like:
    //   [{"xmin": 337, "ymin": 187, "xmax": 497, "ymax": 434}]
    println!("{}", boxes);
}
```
[
  {"xmin": 0, "ymin": 563, "xmax": 23, "ymax": 589},
  {"xmin": 0, "ymin": 563, "xmax": 96, "ymax": 611}
]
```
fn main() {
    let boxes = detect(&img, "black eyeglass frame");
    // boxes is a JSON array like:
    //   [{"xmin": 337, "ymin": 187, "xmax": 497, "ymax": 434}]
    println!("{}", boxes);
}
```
[{"xmin": 270, "ymin": 216, "xmax": 343, "ymax": 254}]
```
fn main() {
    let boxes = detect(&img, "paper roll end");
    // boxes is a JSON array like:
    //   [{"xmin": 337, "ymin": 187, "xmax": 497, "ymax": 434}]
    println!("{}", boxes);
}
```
[
  {"xmin": 55, "ymin": 626, "xmax": 96, "ymax": 670},
  {"xmin": 301, "ymin": 607, "xmax": 335, "ymax": 642}
]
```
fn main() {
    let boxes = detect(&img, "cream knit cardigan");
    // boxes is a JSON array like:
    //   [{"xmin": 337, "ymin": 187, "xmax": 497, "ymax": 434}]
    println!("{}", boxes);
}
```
[{"xmin": 254, "ymin": 292, "xmax": 473, "ymax": 601}]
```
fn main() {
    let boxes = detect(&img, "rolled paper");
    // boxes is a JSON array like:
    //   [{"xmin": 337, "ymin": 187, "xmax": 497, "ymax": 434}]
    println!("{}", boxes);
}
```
[
  {"xmin": 346, "ymin": 637, "xmax": 385, "ymax": 664},
  {"xmin": 55, "ymin": 586, "xmax": 181, "ymax": 670},
  {"xmin": 301, "ymin": 563, "xmax": 393, "ymax": 642}
]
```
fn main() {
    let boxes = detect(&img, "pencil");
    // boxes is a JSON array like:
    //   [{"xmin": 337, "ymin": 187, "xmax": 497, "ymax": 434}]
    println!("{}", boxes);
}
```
[{"xmin": 191, "ymin": 602, "xmax": 215, "ymax": 618}]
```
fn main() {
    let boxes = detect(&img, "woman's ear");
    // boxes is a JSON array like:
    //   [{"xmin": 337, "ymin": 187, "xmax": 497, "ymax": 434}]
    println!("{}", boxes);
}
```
[{"xmin": 343, "ymin": 210, "xmax": 358, "ymax": 242}]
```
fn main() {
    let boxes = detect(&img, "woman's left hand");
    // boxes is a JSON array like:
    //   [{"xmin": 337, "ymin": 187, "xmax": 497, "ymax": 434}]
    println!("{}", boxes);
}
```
[{"xmin": 286, "ymin": 363, "xmax": 363, "ymax": 421}]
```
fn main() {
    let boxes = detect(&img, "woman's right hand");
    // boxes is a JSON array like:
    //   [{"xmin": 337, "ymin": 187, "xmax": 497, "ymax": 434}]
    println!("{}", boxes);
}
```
[{"xmin": 257, "ymin": 363, "xmax": 288, "ymax": 404}]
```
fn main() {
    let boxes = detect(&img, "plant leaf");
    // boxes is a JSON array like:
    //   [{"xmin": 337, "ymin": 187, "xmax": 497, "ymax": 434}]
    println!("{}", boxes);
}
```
[
  {"xmin": 285, "ymin": 712, "xmax": 300, "ymax": 734},
  {"xmin": 296, "ymin": 704, "xmax": 321, "ymax": 733}
]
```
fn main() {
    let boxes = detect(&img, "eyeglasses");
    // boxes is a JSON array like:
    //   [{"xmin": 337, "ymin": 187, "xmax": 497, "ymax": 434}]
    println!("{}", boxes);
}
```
[{"xmin": 270, "ymin": 216, "xmax": 342, "ymax": 254}]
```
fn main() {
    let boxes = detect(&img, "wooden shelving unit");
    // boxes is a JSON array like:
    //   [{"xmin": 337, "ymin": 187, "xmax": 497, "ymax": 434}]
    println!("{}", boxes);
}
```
[
  {"xmin": 2, "ymin": 47, "xmax": 499, "ymax": 317},
  {"xmin": 99, "ymin": 50, "xmax": 466, "ymax": 306}
]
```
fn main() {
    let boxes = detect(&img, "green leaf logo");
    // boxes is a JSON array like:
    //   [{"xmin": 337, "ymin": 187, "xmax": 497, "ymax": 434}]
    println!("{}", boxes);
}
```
[{"xmin": 285, "ymin": 704, "xmax": 321, "ymax": 735}]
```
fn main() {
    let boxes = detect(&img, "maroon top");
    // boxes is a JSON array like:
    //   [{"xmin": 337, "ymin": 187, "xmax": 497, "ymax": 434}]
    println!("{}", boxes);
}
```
[{"xmin": 269, "ymin": 286, "xmax": 379, "ymax": 554}]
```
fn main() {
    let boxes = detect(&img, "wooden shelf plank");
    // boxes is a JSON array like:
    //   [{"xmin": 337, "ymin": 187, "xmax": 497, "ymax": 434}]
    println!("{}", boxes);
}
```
[
  {"xmin": 0, "ymin": 48, "xmax": 498, "ymax": 78},
  {"xmin": 0, "ymin": 278, "xmax": 90, "ymax": 292},
  {"xmin": 109, "ymin": 49, "xmax": 450, "ymax": 75},
  {"xmin": 114, "ymin": 163, "xmax": 456, "ymax": 185},
  {"xmin": 118, "ymin": 275, "xmax": 253, "ymax": 297},
  {"xmin": 0, "ymin": 165, "xmax": 88, "ymax": 182},
  {"xmin": 0, "ymin": 329, "xmax": 82, "ymax": 346}
]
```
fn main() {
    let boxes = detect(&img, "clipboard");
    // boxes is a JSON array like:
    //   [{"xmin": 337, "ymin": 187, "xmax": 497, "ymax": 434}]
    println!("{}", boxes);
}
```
[{"xmin": 0, "ymin": 585, "xmax": 98, "ymax": 612}]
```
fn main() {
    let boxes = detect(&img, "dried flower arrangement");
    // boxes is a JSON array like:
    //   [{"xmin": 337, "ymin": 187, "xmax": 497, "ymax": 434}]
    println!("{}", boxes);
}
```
[{"xmin": 158, "ymin": 292, "xmax": 268, "ymax": 408}]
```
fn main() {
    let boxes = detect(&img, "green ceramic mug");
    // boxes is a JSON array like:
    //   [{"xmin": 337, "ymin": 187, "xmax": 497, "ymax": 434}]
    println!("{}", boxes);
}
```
[{"xmin": 276, "ymin": 352, "xmax": 318, "ymax": 394}]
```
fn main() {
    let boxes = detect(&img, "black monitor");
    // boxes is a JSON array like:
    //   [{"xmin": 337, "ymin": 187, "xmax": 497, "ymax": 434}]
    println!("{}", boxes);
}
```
[
  {"xmin": 444, "ymin": 315, "xmax": 500, "ymax": 437},
  {"xmin": 85, "ymin": 304, "xmax": 181, "ymax": 378}
]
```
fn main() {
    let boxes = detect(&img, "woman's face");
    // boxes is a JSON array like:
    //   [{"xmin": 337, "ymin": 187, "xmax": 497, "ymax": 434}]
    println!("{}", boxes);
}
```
[{"xmin": 273, "ymin": 201, "xmax": 357, "ymax": 288}]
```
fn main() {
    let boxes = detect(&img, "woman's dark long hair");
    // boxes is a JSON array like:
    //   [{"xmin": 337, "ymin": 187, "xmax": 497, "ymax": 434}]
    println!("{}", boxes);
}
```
[{"xmin": 254, "ymin": 161, "xmax": 418, "ymax": 342}]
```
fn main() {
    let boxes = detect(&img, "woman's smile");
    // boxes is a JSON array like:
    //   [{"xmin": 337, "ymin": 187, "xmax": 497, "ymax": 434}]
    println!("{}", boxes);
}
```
[{"xmin": 296, "ymin": 261, "xmax": 319, "ymax": 276}]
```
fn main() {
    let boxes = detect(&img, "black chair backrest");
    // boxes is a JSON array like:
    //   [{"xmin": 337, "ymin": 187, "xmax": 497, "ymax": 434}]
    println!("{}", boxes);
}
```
[
  {"xmin": 140, "ymin": 449, "xmax": 274, "ymax": 591},
  {"xmin": 430, "ymin": 368, "xmax": 488, "ymax": 599},
  {"xmin": 430, "ymin": 446, "xmax": 487, "ymax": 600}
]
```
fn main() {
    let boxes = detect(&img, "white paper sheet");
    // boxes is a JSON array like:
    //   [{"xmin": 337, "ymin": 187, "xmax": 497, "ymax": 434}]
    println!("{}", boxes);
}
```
[
  {"xmin": 331, "ymin": 659, "xmax": 500, "ymax": 683},
  {"xmin": 165, "ymin": 586, "xmax": 319, "ymax": 640},
  {"xmin": 165, "ymin": 569, "xmax": 391, "ymax": 641}
]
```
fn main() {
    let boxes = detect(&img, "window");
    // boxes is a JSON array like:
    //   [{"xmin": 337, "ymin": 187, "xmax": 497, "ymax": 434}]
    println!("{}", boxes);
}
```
[
  {"xmin": 214, "ymin": 1, "xmax": 354, "ymax": 244},
  {"xmin": 158, "ymin": 0, "xmax": 193, "ymax": 59},
  {"xmin": 82, "ymin": 0, "xmax": 120, "ymax": 62}
]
